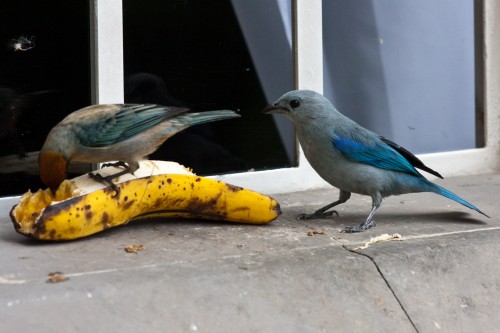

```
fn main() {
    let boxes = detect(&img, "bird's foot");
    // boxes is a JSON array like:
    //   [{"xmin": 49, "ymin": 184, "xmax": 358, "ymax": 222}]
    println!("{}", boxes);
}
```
[
  {"xmin": 101, "ymin": 161, "xmax": 129, "ymax": 170},
  {"xmin": 341, "ymin": 219, "xmax": 376, "ymax": 233},
  {"xmin": 88, "ymin": 161, "xmax": 136, "ymax": 196},
  {"xmin": 296, "ymin": 210, "xmax": 339, "ymax": 220},
  {"xmin": 88, "ymin": 172, "xmax": 120, "ymax": 197}
]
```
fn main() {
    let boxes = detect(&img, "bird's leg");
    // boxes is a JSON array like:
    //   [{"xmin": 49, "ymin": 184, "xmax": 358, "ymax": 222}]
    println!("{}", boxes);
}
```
[
  {"xmin": 88, "ymin": 172, "xmax": 122, "ymax": 196},
  {"xmin": 342, "ymin": 195, "xmax": 381, "ymax": 233},
  {"xmin": 297, "ymin": 190, "xmax": 351, "ymax": 220},
  {"xmin": 88, "ymin": 161, "xmax": 136, "ymax": 196}
]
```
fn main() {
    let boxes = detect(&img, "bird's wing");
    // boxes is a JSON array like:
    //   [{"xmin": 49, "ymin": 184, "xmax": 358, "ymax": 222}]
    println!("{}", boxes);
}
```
[
  {"xmin": 379, "ymin": 137, "xmax": 443, "ymax": 178},
  {"xmin": 332, "ymin": 131, "xmax": 422, "ymax": 177},
  {"xmin": 76, "ymin": 104, "xmax": 189, "ymax": 147}
]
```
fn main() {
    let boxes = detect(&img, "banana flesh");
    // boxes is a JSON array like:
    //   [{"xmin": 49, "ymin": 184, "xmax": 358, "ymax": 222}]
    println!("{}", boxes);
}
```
[{"xmin": 10, "ymin": 161, "xmax": 281, "ymax": 241}]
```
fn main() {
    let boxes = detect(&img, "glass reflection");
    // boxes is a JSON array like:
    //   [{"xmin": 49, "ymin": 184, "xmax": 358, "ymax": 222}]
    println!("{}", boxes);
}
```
[
  {"xmin": 123, "ymin": 0, "xmax": 294, "ymax": 175},
  {"xmin": 0, "ymin": 1, "xmax": 91, "ymax": 196}
]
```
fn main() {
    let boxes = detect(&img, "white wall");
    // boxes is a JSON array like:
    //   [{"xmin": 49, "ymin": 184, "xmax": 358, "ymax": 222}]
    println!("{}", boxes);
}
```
[{"xmin": 323, "ymin": 0, "xmax": 475, "ymax": 154}]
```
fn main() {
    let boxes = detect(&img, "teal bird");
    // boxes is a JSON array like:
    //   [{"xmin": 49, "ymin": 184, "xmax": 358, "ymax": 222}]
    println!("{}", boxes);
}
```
[{"xmin": 39, "ymin": 104, "xmax": 239, "ymax": 192}]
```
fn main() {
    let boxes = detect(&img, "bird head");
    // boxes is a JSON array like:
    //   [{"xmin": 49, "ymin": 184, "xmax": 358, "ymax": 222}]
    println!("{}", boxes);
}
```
[
  {"xmin": 262, "ymin": 90, "xmax": 332, "ymax": 121},
  {"xmin": 39, "ymin": 151, "xmax": 68, "ymax": 193}
]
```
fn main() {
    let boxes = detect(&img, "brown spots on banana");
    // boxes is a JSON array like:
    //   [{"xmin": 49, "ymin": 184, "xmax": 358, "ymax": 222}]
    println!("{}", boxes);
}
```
[
  {"xmin": 32, "ymin": 220, "xmax": 47, "ymax": 239},
  {"xmin": 84, "ymin": 204, "xmax": 92, "ymax": 220},
  {"xmin": 31, "ymin": 196, "xmax": 85, "ymax": 239},
  {"xmin": 121, "ymin": 195, "xmax": 136, "ymax": 210},
  {"xmin": 101, "ymin": 212, "xmax": 110, "ymax": 229},
  {"xmin": 49, "ymin": 229, "xmax": 56, "ymax": 240},
  {"xmin": 229, "ymin": 206, "xmax": 251, "ymax": 218},
  {"xmin": 152, "ymin": 197, "xmax": 164, "ymax": 210},
  {"xmin": 185, "ymin": 191, "xmax": 224, "ymax": 215},
  {"xmin": 226, "ymin": 184, "xmax": 243, "ymax": 192}
]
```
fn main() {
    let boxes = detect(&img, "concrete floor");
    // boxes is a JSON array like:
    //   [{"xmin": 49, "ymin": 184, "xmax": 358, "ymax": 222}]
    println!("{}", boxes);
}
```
[{"xmin": 1, "ymin": 173, "xmax": 499, "ymax": 332}]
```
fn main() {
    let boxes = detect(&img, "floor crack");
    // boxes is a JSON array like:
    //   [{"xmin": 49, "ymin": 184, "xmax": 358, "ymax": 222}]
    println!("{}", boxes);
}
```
[{"xmin": 342, "ymin": 244, "xmax": 420, "ymax": 333}]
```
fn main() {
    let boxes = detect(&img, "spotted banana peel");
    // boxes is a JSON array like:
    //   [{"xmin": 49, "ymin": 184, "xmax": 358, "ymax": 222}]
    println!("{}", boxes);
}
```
[{"xmin": 10, "ymin": 161, "xmax": 281, "ymax": 241}]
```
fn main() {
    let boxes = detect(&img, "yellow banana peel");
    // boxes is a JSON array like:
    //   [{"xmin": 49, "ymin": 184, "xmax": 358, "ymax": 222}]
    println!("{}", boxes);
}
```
[{"xmin": 10, "ymin": 161, "xmax": 281, "ymax": 241}]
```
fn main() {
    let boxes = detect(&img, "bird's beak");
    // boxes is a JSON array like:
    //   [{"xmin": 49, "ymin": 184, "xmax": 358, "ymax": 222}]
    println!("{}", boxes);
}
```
[{"xmin": 262, "ymin": 105, "xmax": 289, "ymax": 115}]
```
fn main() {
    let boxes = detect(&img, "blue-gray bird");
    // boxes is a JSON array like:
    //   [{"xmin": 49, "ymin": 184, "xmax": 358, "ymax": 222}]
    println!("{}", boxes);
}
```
[
  {"xmin": 39, "ymin": 104, "xmax": 239, "ymax": 193},
  {"xmin": 263, "ymin": 90, "xmax": 488, "ymax": 233}
]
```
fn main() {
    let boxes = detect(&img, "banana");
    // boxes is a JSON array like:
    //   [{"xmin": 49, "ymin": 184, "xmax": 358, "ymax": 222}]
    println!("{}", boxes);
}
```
[{"xmin": 10, "ymin": 161, "xmax": 281, "ymax": 241}]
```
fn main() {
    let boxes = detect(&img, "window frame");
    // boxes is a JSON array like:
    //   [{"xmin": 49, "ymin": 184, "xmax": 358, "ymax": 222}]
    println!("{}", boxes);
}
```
[
  {"xmin": 219, "ymin": 0, "xmax": 500, "ymax": 193},
  {"xmin": 1, "ymin": 0, "xmax": 498, "ymax": 206}
]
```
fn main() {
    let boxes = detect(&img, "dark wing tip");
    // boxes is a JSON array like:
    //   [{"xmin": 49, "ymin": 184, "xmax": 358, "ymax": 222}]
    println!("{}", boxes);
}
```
[{"xmin": 380, "ymin": 137, "xmax": 444, "ymax": 179}]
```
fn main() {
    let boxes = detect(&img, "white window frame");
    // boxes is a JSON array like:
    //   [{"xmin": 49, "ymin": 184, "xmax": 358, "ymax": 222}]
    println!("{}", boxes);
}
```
[
  {"xmin": 1, "ymin": 0, "xmax": 497, "ymax": 207},
  {"xmin": 221, "ymin": 0, "xmax": 500, "ymax": 193}
]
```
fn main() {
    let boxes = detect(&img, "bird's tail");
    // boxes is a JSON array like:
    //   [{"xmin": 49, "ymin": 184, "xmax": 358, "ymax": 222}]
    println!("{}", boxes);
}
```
[
  {"xmin": 428, "ymin": 182, "xmax": 489, "ymax": 217},
  {"xmin": 177, "ymin": 110, "xmax": 240, "ymax": 126}
]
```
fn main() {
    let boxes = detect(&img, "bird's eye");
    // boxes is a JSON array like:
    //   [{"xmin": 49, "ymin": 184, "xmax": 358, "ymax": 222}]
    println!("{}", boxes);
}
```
[{"xmin": 289, "ymin": 99, "xmax": 301, "ymax": 109}]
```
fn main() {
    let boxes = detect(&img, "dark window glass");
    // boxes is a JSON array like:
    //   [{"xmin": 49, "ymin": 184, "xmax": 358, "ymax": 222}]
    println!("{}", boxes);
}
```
[
  {"xmin": 0, "ymin": 1, "xmax": 91, "ymax": 196},
  {"xmin": 123, "ymin": 0, "xmax": 294, "ymax": 175}
]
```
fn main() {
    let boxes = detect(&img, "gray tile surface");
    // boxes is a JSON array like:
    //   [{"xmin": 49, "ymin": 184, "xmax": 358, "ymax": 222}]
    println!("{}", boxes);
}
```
[{"xmin": 1, "ymin": 173, "xmax": 499, "ymax": 332}]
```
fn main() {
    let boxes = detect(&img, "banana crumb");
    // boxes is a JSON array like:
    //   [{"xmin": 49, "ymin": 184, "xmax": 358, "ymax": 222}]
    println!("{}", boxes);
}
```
[
  {"xmin": 307, "ymin": 230, "xmax": 325, "ymax": 236},
  {"xmin": 46, "ymin": 272, "xmax": 69, "ymax": 284},
  {"xmin": 124, "ymin": 245, "xmax": 145, "ymax": 253}
]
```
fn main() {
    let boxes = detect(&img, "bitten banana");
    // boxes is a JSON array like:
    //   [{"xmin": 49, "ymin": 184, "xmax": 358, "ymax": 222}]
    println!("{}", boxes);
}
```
[{"xmin": 10, "ymin": 161, "xmax": 281, "ymax": 241}]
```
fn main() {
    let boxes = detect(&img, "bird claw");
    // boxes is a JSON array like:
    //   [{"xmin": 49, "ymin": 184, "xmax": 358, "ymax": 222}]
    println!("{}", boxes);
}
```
[
  {"xmin": 296, "ymin": 210, "xmax": 339, "ymax": 220},
  {"xmin": 87, "ymin": 161, "xmax": 134, "ymax": 197},
  {"xmin": 88, "ymin": 172, "xmax": 120, "ymax": 197},
  {"xmin": 101, "ymin": 161, "xmax": 129, "ymax": 169},
  {"xmin": 341, "ymin": 220, "xmax": 376, "ymax": 233}
]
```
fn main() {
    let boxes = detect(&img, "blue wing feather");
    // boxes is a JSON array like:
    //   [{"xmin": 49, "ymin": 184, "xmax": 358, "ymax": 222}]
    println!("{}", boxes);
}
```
[{"xmin": 332, "ymin": 134, "xmax": 421, "ymax": 177}]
